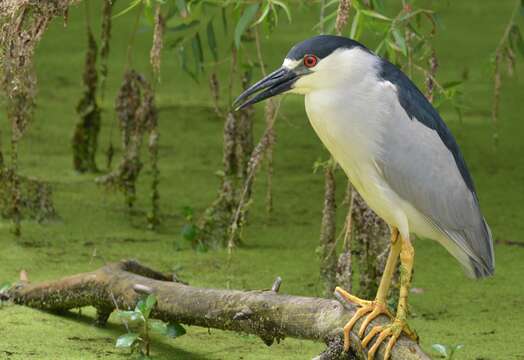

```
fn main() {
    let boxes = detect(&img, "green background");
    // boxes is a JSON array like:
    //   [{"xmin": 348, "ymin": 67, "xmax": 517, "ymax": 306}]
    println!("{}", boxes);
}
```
[{"xmin": 1, "ymin": 1, "xmax": 523, "ymax": 359}]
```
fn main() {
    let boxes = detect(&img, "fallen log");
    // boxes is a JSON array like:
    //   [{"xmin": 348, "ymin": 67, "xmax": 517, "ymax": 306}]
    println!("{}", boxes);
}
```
[{"xmin": 8, "ymin": 260, "xmax": 429, "ymax": 360}]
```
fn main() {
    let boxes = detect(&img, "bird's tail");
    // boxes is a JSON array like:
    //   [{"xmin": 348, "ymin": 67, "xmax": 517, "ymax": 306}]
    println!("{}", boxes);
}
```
[
  {"xmin": 438, "ymin": 216, "xmax": 495, "ymax": 279},
  {"xmin": 468, "ymin": 218, "xmax": 495, "ymax": 279}
]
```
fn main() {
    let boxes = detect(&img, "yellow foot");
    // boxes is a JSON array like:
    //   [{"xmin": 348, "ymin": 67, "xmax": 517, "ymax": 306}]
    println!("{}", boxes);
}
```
[
  {"xmin": 334, "ymin": 287, "xmax": 393, "ymax": 352},
  {"xmin": 361, "ymin": 319, "xmax": 418, "ymax": 360}
]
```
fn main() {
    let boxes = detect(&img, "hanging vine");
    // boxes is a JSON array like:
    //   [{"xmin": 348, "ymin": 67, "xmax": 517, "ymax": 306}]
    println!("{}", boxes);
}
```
[
  {"xmin": 72, "ymin": 2, "xmax": 101, "ymax": 173},
  {"xmin": 490, "ymin": 0, "xmax": 524, "ymax": 149},
  {"xmin": 0, "ymin": 0, "xmax": 73, "ymax": 235}
]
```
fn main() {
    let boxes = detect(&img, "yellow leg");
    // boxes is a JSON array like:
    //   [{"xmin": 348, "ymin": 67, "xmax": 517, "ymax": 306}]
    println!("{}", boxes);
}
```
[
  {"xmin": 357, "ymin": 229, "xmax": 402, "ymax": 337},
  {"xmin": 335, "ymin": 228, "xmax": 401, "ymax": 352},
  {"xmin": 362, "ymin": 233, "xmax": 418, "ymax": 360}
]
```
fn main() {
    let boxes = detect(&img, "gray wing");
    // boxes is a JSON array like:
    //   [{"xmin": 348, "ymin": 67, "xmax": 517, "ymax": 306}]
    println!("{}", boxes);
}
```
[{"xmin": 378, "ymin": 60, "xmax": 494, "ymax": 278}]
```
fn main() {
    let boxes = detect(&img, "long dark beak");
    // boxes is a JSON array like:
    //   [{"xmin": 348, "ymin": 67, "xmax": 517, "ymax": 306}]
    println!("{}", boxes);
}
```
[{"xmin": 233, "ymin": 67, "xmax": 298, "ymax": 111}]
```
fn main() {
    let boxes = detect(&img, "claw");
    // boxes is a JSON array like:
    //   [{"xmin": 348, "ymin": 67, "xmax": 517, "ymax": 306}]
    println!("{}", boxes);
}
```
[
  {"xmin": 362, "ymin": 324, "xmax": 384, "ymax": 348},
  {"xmin": 358, "ymin": 302, "xmax": 392, "ymax": 338},
  {"xmin": 335, "ymin": 286, "xmax": 372, "ymax": 307},
  {"xmin": 367, "ymin": 325, "xmax": 394, "ymax": 360},
  {"xmin": 361, "ymin": 319, "xmax": 410, "ymax": 360},
  {"xmin": 335, "ymin": 287, "xmax": 393, "ymax": 353},
  {"xmin": 384, "ymin": 331, "xmax": 401, "ymax": 360},
  {"xmin": 342, "ymin": 306, "xmax": 373, "ymax": 351}
]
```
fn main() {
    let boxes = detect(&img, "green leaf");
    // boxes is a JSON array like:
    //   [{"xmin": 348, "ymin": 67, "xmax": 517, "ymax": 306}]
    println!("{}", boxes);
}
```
[
  {"xmin": 135, "ymin": 293, "xmax": 156, "ymax": 318},
  {"xmin": 350, "ymin": 11, "xmax": 360, "ymax": 39},
  {"xmin": 432, "ymin": 12, "xmax": 444, "ymax": 31},
  {"xmin": 521, "ymin": 0, "xmax": 524, "ymax": 17},
  {"xmin": 149, "ymin": 319, "xmax": 168, "ymax": 335},
  {"xmin": 375, "ymin": 39, "xmax": 386, "ymax": 55},
  {"xmin": 181, "ymin": 223, "xmax": 197, "ymax": 241},
  {"xmin": 116, "ymin": 333, "xmax": 139, "ymax": 348},
  {"xmin": 385, "ymin": 39, "xmax": 400, "ymax": 62},
  {"xmin": 143, "ymin": 2, "xmax": 155, "ymax": 26},
  {"xmin": 206, "ymin": 21, "xmax": 218, "ymax": 61},
  {"xmin": 117, "ymin": 310, "xmax": 143, "ymax": 322},
  {"xmin": 325, "ymin": 18, "xmax": 337, "ymax": 34},
  {"xmin": 0, "ymin": 282, "xmax": 10, "ymax": 294},
  {"xmin": 254, "ymin": 2, "xmax": 271, "ymax": 26},
  {"xmin": 272, "ymin": 0, "xmax": 292, "ymax": 23},
  {"xmin": 166, "ymin": 323, "xmax": 186, "ymax": 338},
  {"xmin": 371, "ymin": 0, "xmax": 385, "ymax": 13},
  {"xmin": 195, "ymin": 242, "xmax": 208, "ymax": 253},
  {"xmin": 234, "ymin": 4, "xmax": 259, "ymax": 48},
  {"xmin": 397, "ymin": 9, "xmax": 433, "ymax": 23},
  {"xmin": 181, "ymin": 206, "xmax": 194, "ymax": 220},
  {"xmin": 442, "ymin": 80, "xmax": 463, "ymax": 90},
  {"xmin": 113, "ymin": 0, "xmax": 142, "ymax": 18},
  {"xmin": 169, "ymin": 20, "xmax": 200, "ymax": 34},
  {"xmin": 314, "ymin": 10, "xmax": 337, "ymax": 31},
  {"xmin": 392, "ymin": 28, "xmax": 407, "ymax": 56},
  {"xmin": 509, "ymin": 25, "xmax": 524, "ymax": 58},
  {"xmin": 177, "ymin": 46, "xmax": 198, "ymax": 82},
  {"xmin": 144, "ymin": 294, "xmax": 157, "ymax": 317},
  {"xmin": 175, "ymin": 0, "xmax": 188, "ymax": 17},
  {"xmin": 352, "ymin": 0, "xmax": 363, "ymax": 11},
  {"xmin": 431, "ymin": 344, "xmax": 448, "ymax": 357},
  {"xmin": 221, "ymin": 7, "xmax": 228, "ymax": 34},
  {"xmin": 360, "ymin": 9, "xmax": 391, "ymax": 22},
  {"xmin": 324, "ymin": 0, "xmax": 340, "ymax": 8},
  {"xmin": 324, "ymin": 0, "xmax": 340, "ymax": 9},
  {"xmin": 192, "ymin": 33, "xmax": 204, "ymax": 74}
]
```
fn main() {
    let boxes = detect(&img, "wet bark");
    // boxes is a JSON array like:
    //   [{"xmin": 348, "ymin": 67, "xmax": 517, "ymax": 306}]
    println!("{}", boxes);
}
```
[{"xmin": 9, "ymin": 260, "xmax": 428, "ymax": 360}]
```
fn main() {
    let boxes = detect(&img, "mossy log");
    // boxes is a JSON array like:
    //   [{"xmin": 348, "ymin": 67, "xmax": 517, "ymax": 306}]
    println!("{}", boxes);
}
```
[{"xmin": 8, "ymin": 260, "xmax": 429, "ymax": 360}]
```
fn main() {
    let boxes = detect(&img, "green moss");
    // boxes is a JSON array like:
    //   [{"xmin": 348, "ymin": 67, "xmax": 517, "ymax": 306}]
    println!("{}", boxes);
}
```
[{"xmin": 0, "ymin": 1, "xmax": 523, "ymax": 359}]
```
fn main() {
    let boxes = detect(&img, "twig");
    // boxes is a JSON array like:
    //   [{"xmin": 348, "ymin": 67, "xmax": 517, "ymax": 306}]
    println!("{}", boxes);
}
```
[{"xmin": 271, "ymin": 277, "xmax": 282, "ymax": 293}]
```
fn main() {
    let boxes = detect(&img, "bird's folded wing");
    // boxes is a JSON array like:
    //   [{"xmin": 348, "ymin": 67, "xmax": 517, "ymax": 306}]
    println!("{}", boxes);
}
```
[{"xmin": 376, "ymin": 67, "xmax": 494, "ymax": 277}]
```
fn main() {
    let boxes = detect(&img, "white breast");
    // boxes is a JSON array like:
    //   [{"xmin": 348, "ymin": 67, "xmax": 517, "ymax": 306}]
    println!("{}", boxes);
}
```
[{"xmin": 304, "ymin": 72, "xmax": 410, "ymax": 235}]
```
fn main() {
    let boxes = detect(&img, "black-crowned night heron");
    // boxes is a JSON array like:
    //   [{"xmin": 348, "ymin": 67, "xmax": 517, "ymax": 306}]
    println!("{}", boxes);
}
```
[{"xmin": 233, "ymin": 35, "xmax": 495, "ymax": 359}]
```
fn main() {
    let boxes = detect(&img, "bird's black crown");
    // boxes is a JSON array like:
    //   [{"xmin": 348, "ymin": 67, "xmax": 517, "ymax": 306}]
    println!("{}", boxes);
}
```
[{"xmin": 286, "ymin": 35, "xmax": 368, "ymax": 61}]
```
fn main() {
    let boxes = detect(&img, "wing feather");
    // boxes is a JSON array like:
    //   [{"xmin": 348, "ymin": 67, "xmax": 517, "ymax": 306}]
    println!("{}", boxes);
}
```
[{"xmin": 377, "ymin": 60, "xmax": 494, "ymax": 278}]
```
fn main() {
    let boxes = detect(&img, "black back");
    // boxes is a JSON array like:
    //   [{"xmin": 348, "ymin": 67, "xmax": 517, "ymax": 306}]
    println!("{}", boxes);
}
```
[{"xmin": 378, "ymin": 60, "xmax": 476, "ymax": 193}]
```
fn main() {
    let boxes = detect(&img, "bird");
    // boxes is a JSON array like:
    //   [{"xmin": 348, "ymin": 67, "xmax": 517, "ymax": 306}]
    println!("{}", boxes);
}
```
[{"xmin": 233, "ymin": 35, "xmax": 495, "ymax": 360}]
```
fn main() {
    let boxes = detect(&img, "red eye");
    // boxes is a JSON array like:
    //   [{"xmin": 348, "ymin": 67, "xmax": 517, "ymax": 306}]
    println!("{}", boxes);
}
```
[{"xmin": 303, "ymin": 54, "xmax": 318, "ymax": 68}]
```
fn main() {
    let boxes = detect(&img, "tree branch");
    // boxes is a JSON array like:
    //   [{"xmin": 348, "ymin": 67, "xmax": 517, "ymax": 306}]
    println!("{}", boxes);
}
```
[{"xmin": 8, "ymin": 260, "xmax": 429, "ymax": 360}]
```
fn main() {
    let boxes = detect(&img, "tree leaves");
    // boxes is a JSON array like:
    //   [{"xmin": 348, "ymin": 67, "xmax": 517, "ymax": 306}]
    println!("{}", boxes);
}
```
[
  {"xmin": 509, "ymin": 24, "xmax": 524, "ymax": 58},
  {"xmin": 360, "ymin": 9, "xmax": 391, "ymax": 22},
  {"xmin": 117, "ymin": 310, "xmax": 143, "ymax": 322},
  {"xmin": 206, "ymin": 21, "xmax": 218, "ymax": 61},
  {"xmin": 0, "ymin": 282, "xmax": 10, "ymax": 294},
  {"xmin": 191, "ymin": 33, "xmax": 204, "ymax": 75},
  {"xmin": 148, "ymin": 319, "xmax": 168, "ymax": 334},
  {"xmin": 166, "ymin": 323, "xmax": 186, "ymax": 338},
  {"xmin": 116, "ymin": 333, "xmax": 140, "ymax": 348},
  {"xmin": 350, "ymin": 12, "xmax": 361, "ymax": 39},
  {"xmin": 234, "ymin": 4, "xmax": 259, "ymax": 48},
  {"xmin": 181, "ymin": 223, "xmax": 198, "ymax": 241},
  {"xmin": 272, "ymin": 1, "xmax": 292, "ymax": 23},
  {"xmin": 113, "ymin": 0, "xmax": 142, "ymax": 18},
  {"xmin": 114, "ymin": 294, "xmax": 186, "ymax": 356},
  {"xmin": 431, "ymin": 343, "xmax": 464, "ymax": 360},
  {"xmin": 392, "ymin": 28, "xmax": 407, "ymax": 56},
  {"xmin": 136, "ymin": 293, "xmax": 157, "ymax": 318}
]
